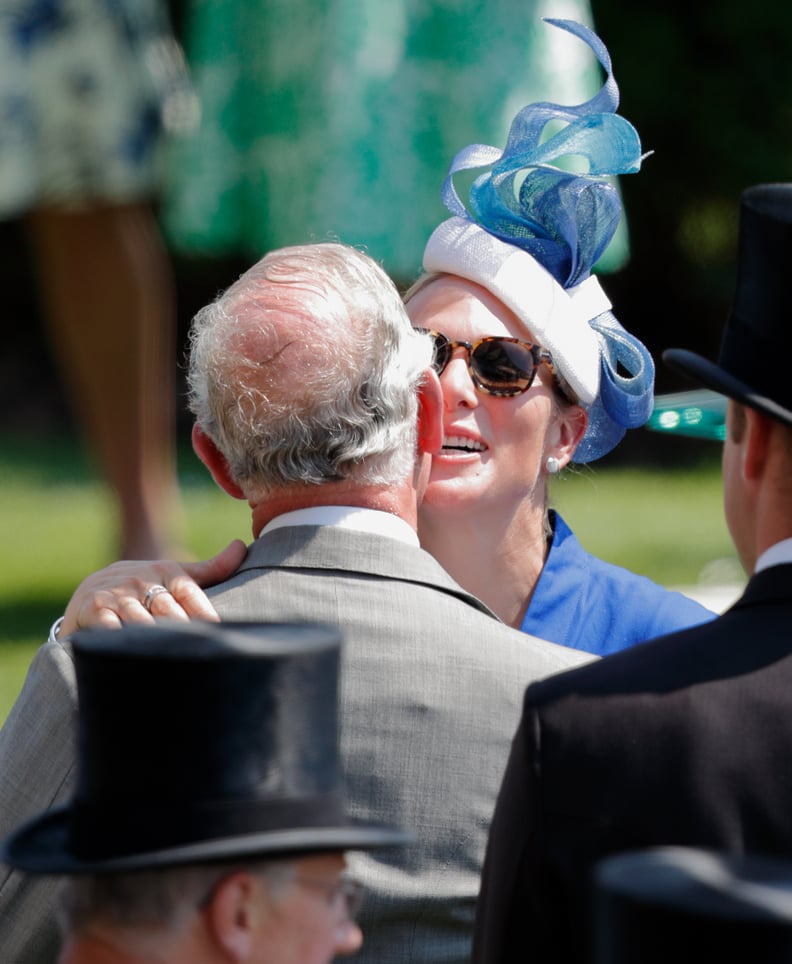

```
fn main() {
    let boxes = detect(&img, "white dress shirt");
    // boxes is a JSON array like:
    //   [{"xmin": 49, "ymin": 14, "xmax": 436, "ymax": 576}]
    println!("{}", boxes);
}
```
[
  {"xmin": 755, "ymin": 538, "xmax": 792, "ymax": 573},
  {"xmin": 258, "ymin": 505, "xmax": 419, "ymax": 547}
]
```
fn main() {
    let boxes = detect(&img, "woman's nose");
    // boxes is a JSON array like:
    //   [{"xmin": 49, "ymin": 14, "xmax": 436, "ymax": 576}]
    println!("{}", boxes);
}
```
[{"xmin": 441, "ymin": 352, "xmax": 478, "ymax": 408}]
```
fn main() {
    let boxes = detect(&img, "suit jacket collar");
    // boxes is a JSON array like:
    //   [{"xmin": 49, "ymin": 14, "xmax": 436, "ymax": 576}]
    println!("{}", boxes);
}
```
[
  {"xmin": 733, "ymin": 563, "xmax": 792, "ymax": 611},
  {"xmin": 238, "ymin": 524, "xmax": 500, "ymax": 619}
]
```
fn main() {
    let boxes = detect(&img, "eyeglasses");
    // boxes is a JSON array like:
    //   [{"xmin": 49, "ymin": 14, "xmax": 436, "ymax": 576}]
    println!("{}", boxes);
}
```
[
  {"xmin": 296, "ymin": 875, "xmax": 366, "ymax": 921},
  {"xmin": 198, "ymin": 870, "xmax": 365, "ymax": 923},
  {"xmin": 418, "ymin": 328, "xmax": 557, "ymax": 398}
]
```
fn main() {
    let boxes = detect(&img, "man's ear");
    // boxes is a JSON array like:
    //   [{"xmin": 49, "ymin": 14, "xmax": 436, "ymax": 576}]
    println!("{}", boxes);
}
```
[
  {"xmin": 204, "ymin": 872, "xmax": 259, "ymax": 961},
  {"xmin": 417, "ymin": 368, "xmax": 444, "ymax": 456},
  {"xmin": 192, "ymin": 425, "xmax": 246, "ymax": 500},
  {"xmin": 742, "ymin": 407, "xmax": 773, "ymax": 481}
]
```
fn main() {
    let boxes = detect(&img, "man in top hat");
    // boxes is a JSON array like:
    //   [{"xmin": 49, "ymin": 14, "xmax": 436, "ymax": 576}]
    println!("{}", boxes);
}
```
[
  {"xmin": 2, "ymin": 620, "xmax": 407, "ymax": 963},
  {"xmin": 0, "ymin": 241, "xmax": 589, "ymax": 963},
  {"xmin": 472, "ymin": 182, "xmax": 792, "ymax": 964}
]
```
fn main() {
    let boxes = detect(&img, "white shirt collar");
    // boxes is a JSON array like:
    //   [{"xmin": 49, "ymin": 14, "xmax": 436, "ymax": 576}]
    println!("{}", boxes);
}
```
[
  {"xmin": 755, "ymin": 538, "xmax": 792, "ymax": 573},
  {"xmin": 258, "ymin": 505, "xmax": 419, "ymax": 547}
]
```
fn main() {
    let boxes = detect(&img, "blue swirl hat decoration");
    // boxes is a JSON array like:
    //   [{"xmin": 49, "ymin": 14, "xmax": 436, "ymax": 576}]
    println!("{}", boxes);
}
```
[{"xmin": 422, "ymin": 18, "xmax": 655, "ymax": 462}]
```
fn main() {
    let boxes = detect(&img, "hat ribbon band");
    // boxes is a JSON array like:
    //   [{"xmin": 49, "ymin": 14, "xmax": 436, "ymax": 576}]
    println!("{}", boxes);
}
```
[{"xmin": 68, "ymin": 790, "xmax": 348, "ymax": 861}]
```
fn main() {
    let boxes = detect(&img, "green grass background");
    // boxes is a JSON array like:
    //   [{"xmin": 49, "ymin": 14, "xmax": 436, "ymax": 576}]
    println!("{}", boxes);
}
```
[{"xmin": 0, "ymin": 432, "xmax": 743, "ymax": 725}]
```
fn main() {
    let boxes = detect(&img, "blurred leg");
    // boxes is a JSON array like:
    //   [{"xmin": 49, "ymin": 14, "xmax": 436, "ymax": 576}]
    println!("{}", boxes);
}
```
[{"xmin": 27, "ymin": 202, "xmax": 184, "ymax": 559}]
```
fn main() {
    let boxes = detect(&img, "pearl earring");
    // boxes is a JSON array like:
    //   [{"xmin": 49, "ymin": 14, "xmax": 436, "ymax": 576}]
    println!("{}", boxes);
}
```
[{"xmin": 545, "ymin": 456, "xmax": 561, "ymax": 475}]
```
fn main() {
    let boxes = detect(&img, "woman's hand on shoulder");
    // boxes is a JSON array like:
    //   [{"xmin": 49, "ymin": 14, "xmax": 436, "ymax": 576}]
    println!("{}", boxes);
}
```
[{"xmin": 60, "ymin": 539, "xmax": 248, "ymax": 635}]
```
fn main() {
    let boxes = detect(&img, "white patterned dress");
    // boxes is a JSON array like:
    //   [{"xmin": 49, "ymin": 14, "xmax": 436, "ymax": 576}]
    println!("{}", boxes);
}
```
[{"xmin": 0, "ymin": 0, "xmax": 192, "ymax": 214}]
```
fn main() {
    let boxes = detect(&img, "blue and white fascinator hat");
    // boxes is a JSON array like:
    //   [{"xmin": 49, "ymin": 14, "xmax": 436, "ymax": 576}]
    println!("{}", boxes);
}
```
[{"xmin": 423, "ymin": 18, "xmax": 655, "ymax": 462}]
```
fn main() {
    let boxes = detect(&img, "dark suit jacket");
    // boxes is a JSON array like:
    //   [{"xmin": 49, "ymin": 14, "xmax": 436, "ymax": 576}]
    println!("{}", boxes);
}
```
[
  {"xmin": 0, "ymin": 523, "xmax": 590, "ymax": 964},
  {"xmin": 472, "ymin": 564, "xmax": 792, "ymax": 964}
]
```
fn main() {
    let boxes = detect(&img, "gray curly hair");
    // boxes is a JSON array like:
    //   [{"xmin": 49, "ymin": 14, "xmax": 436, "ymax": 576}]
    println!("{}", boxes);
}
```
[{"xmin": 188, "ymin": 243, "xmax": 433, "ymax": 497}]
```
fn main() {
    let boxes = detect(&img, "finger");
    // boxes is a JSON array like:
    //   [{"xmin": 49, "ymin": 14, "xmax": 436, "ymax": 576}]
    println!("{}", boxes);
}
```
[
  {"xmin": 145, "ymin": 587, "xmax": 194, "ymax": 622},
  {"xmin": 64, "ymin": 596, "xmax": 154, "ymax": 636},
  {"xmin": 70, "ymin": 606, "xmax": 126, "ymax": 634},
  {"xmin": 164, "ymin": 577, "xmax": 221, "ymax": 622},
  {"xmin": 162, "ymin": 540, "xmax": 246, "ymax": 622},
  {"xmin": 89, "ymin": 594, "xmax": 157, "ymax": 629},
  {"xmin": 183, "ymin": 540, "xmax": 247, "ymax": 589},
  {"xmin": 62, "ymin": 561, "xmax": 193, "ymax": 635},
  {"xmin": 59, "ymin": 545, "xmax": 244, "ymax": 636}
]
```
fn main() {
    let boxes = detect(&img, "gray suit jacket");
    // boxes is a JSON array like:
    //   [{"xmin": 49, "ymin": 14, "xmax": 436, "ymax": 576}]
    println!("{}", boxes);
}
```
[{"xmin": 0, "ymin": 525, "xmax": 592, "ymax": 962}]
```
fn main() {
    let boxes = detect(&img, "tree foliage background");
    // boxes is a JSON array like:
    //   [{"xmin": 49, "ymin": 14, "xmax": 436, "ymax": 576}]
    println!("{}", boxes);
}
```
[
  {"xmin": 592, "ymin": 2, "xmax": 792, "ymax": 399},
  {"xmin": 3, "ymin": 1, "xmax": 792, "ymax": 468}
]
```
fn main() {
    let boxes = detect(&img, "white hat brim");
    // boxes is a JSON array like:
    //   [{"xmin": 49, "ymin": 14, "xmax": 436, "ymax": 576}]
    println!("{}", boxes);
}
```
[{"xmin": 423, "ymin": 217, "xmax": 602, "ymax": 405}]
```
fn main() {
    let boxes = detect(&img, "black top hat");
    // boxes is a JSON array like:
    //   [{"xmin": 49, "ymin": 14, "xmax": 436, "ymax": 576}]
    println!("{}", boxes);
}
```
[
  {"xmin": 664, "ymin": 183, "xmax": 792, "ymax": 428},
  {"xmin": 594, "ymin": 847, "xmax": 792, "ymax": 964},
  {"xmin": 2, "ymin": 621, "xmax": 408, "ymax": 874}
]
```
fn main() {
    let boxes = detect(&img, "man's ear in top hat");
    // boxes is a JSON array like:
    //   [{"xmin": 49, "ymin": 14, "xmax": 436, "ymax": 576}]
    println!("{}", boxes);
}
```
[
  {"xmin": 723, "ymin": 399, "xmax": 792, "ymax": 575},
  {"xmin": 722, "ymin": 402, "xmax": 762, "ymax": 573},
  {"xmin": 205, "ymin": 870, "xmax": 264, "ymax": 961},
  {"xmin": 205, "ymin": 859, "xmax": 363, "ymax": 962}
]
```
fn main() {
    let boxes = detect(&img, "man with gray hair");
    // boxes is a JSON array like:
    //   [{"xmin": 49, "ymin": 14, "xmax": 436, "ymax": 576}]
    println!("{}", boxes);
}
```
[{"xmin": 0, "ymin": 242, "xmax": 590, "ymax": 962}]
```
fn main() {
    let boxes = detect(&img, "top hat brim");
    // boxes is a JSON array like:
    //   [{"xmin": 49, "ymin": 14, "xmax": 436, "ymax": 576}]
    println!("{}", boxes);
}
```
[
  {"xmin": 594, "ymin": 847, "xmax": 792, "ymax": 964},
  {"xmin": 663, "ymin": 348, "xmax": 792, "ymax": 429},
  {"xmin": 3, "ymin": 806, "xmax": 410, "ymax": 875}
]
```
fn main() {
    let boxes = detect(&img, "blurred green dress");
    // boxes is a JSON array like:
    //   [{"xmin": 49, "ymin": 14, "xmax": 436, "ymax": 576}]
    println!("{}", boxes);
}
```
[{"xmin": 163, "ymin": 0, "xmax": 622, "ymax": 283}]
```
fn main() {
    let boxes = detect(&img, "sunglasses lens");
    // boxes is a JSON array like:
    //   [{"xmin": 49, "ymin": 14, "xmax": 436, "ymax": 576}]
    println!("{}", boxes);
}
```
[
  {"xmin": 471, "ymin": 339, "xmax": 535, "ymax": 395},
  {"xmin": 429, "ymin": 332, "xmax": 452, "ymax": 375}
]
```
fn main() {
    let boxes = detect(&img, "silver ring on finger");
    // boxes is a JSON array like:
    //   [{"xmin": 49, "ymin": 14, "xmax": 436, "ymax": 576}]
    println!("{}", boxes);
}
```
[{"xmin": 142, "ymin": 584, "xmax": 172, "ymax": 614}]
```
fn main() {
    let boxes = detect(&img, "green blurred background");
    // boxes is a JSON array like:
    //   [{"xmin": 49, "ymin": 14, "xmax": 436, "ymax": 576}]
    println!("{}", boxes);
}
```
[
  {"xmin": 3, "ymin": 0, "xmax": 784, "ymax": 719},
  {"xmin": 0, "ymin": 435, "xmax": 742, "ymax": 724}
]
